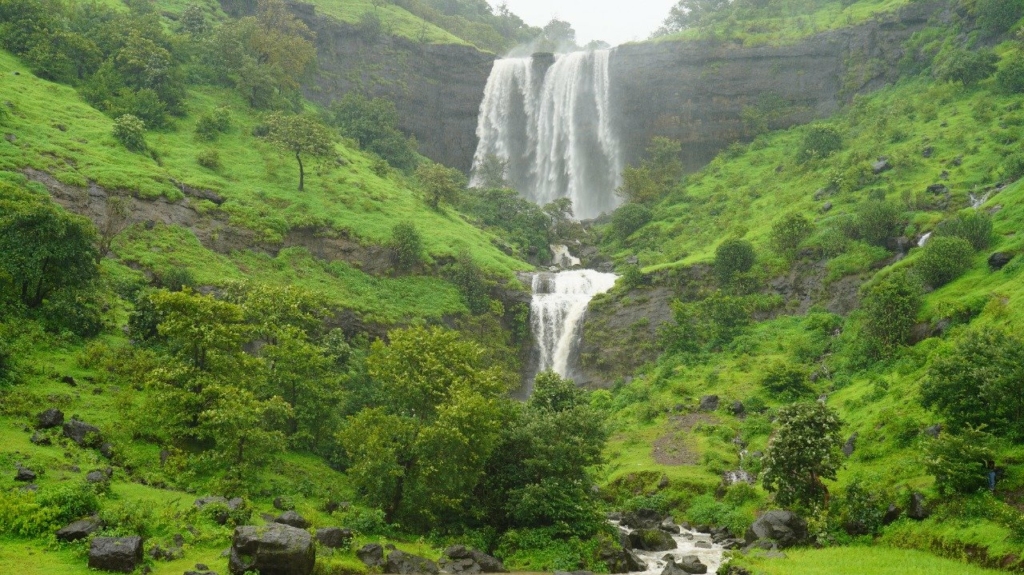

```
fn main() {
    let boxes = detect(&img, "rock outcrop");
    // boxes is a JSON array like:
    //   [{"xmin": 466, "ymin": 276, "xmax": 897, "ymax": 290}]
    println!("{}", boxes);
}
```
[
  {"xmin": 745, "ymin": 510, "xmax": 808, "ymax": 548},
  {"xmin": 88, "ymin": 536, "xmax": 143, "ymax": 573},
  {"xmin": 438, "ymin": 545, "xmax": 508, "ymax": 573},
  {"xmin": 229, "ymin": 523, "xmax": 316, "ymax": 575}
]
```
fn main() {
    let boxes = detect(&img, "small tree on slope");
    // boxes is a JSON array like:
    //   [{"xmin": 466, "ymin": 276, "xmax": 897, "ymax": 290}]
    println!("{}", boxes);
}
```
[
  {"xmin": 762, "ymin": 402, "xmax": 844, "ymax": 510},
  {"xmin": 263, "ymin": 112, "xmax": 335, "ymax": 191}
]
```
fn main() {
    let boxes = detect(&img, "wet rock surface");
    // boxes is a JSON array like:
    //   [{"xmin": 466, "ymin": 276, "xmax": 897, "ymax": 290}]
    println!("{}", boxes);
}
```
[
  {"xmin": 88, "ymin": 536, "xmax": 143, "ymax": 573},
  {"xmin": 229, "ymin": 523, "xmax": 315, "ymax": 575}
]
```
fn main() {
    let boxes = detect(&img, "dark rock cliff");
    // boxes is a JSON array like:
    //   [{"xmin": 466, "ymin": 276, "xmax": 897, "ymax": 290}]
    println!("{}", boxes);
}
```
[
  {"xmin": 609, "ymin": 1, "xmax": 942, "ymax": 171},
  {"xmin": 296, "ymin": 8, "xmax": 495, "ymax": 173}
]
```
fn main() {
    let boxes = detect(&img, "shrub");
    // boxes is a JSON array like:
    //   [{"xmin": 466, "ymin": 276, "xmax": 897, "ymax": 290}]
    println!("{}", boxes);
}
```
[
  {"xmin": 917, "ymin": 236, "xmax": 974, "ymax": 287},
  {"xmin": 798, "ymin": 125, "xmax": 844, "ymax": 162},
  {"xmin": 834, "ymin": 479, "xmax": 886, "ymax": 536},
  {"xmin": 37, "ymin": 287, "xmax": 104, "ymax": 337},
  {"xmin": 925, "ymin": 428, "xmax": 995, "ymax": 495},
  {"xmin": 685, "ymin": 495, "xmax": 751, "ymax": 536},
  {"xmin": 112, "ymin": 114, "xmax": 147, "ymax": 152},
  {"xmin": 194, "ymin": 107, "xmax": 231, "ymax": 141},
  {"xmin": 618, "ymin": 265, "xmax": 646, "ymax": 290},
  {"xmin": 1002, "ymin": 153, "xmax": 1024, "ymax": 182},
  {"xmin": 611, "ymin": 203, "xmax": 652, "ymax": 239},
  {"xmin": 861, "ymin": 270, "xmax": 920, "ymax": 356},
  {"xmin": 444, "ymin": 251, "xmax": 491, "ymax": 315},
  {"xmin": 997, "ymin": 52, "xmax": 1024, "ymax": 93},
  {"xmin": 157, "ymin": 267, "xmax": 196, "ymax": 292},
  {"xmin": 933, "ymin": 211, "xmax": 992, "ymax": 250},
  {"xmin": 390, "ymin": 221, "xmax": 423, "ymax": 272},
  {"xmin": 933, "ymin": 48, "xmax": 998, "ymax": 85},
  {"xmin": 975, "ymin": 0, "xmax": 1024, "ymax": 38},
  {"xmin": 662, "ymin": 291, "xmax": 750, "ymax": 353},
  {"xmin": 854, "ymin": 200, "xmax": 904, "ymax": 247},
  {"xmin": 197, "ymin": 149, "xmax": 222, "ymax": 170},
  {"xmin": 771, "ymin": 212, "xmax": 814, "ymax": 257},
  {"xmin": 759, "ymin": 361, "xmax": 812, "ymax": 400},
  {"xmin": 714, "ymin": 239, "xmax": 756, "ymax": 284}
]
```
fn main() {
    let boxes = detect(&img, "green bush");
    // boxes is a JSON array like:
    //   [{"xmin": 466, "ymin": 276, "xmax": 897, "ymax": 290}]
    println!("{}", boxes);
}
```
[
  {"xmin": 158, "ymin": 266, "xmax": 197, "ymax": 292},
  {"xmin": 112, "ymin": 114, "xmax": 147, "ymax": 152},
  {"xmin": 1003, "ymin": 153, "xmax": 1024, "ymax": 182},
  {"xmin": 833, "ymin": 479, "xmax": 886, "ymax": 536},
  {"xmin": 36, "ymin": 481, "xmax": 101, "ymax": 527},
  {"xmin": 925, "ymin": 428, "xmax": 995, "ymax": 495},
  {"xmin": 861, "ymin": 270, "xmax": 921, "ymax": 356},
  {"xmin": 798, "ymin": 125, "xmax": 844, "ymax": 162},
  {"xmin": 759, "ymin": 361, "xmax": 812, "ymax": 400},
  {"xmin": 444, "ymin": 251, "xmax": 491, "ymax": 315},
  {"xmin": 37, "ymin": 287, "xmax": 104, "ymax": 337},
  {"xmin": 194, "ymin": 107, "xmax": 231, "ymax": 141},
  {"xmin": 389, "ymin": 222, "xmax": 423, "ymax": 273},
  {"xmin": 771, "ymin": 212, "xmax": 814, "ymax": 257},
  {"xmin": 933, "ymin": 48, "xmax": 998, "ymax": 85},
  {"xmin": 975, "ymin": 0, "xmax": 1024, "ymax": 37},
  {"xmin": 618, "ymin": 265, "xmax": 646, "ymax": 290},
  {"xmin": 611, "ymin": 203, "xmax": 652, "ymax": 239},
  {"xmin": 933, "ymin": 211, "xmax": 992, "ymax": 250},
  {"xmin": 197, "ymin": 149, "xmax": 222, "ymax": 170},
  {"xmin": 328, "ymin": 93, "xmax": 418, "ymax": 171},
  {"xmin": 685, "ymin": 494, "xmax": 751, "ymax": 536},
  {"xmin": 854, "ymin": 200, "xmax": 904, "ymax": 248},
  {"xmin": 714, "ymin": 239, "xmax": 756, "ymax": 284},
  {"xmin": 997, "ymin": 52, "xmax": 1024, "ymax": 93},
  {"xmin": 662, "ymin": 291, "xmax": 750, "ymax": 354},
  {"xmin": 917, "ymin": 236, "xmax": 974, "ymax": 287}
]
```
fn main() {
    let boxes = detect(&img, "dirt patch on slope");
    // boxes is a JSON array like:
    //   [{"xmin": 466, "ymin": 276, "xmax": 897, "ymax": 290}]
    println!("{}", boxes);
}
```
[{"xmin": 652, "ymin": 413, "xmax": 717, "ymax": 466}]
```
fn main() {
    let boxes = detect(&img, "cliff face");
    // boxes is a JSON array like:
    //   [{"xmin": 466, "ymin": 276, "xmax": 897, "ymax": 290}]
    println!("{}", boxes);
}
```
[
  {"xmin": 299, "ymin": 10, "xmax": 495, "ymax": 172},
  {"xmin": 608, "ymin": 1, "xmax": 941, "ymax": 171}
]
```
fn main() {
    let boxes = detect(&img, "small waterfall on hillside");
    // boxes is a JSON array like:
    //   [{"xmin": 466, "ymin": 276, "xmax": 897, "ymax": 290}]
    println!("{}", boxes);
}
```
[
  {"xmin": 529, "ymin": 269, "xmax": 617, "ymax": 387},
  {"xmin": 471, "ymin": 50, "xmax": 623, "ymax": 219}
]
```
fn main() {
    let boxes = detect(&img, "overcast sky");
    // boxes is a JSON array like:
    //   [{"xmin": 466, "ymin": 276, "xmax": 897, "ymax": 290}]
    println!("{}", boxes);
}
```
[{"xmin": 492, "ymin": 0, "xmax": 679, "ymax": 47}]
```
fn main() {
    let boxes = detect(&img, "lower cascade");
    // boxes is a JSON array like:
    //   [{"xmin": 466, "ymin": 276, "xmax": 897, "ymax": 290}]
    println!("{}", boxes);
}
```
[
  {"xmin": 529, "ymin": 269, "xmax": 617, "ymax": 381},
  {"xmin": 612, "ymin": 520, "xmax": 725, "ymax": 575}
]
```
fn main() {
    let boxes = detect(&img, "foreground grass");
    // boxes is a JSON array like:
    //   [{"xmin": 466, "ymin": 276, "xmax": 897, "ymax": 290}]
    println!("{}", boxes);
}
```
[{"xmin": 735, "ymin": 545, "xmax": 1007, "ymax": 575}]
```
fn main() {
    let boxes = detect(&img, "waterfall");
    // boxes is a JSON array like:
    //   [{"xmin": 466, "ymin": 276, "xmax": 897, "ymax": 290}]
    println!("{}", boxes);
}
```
[
  {"xmin": 529, "ymin": 270, "xmax": 617, "ymax": 381},
  {"xmin": 611, "ymin": 520, "xmax": 726, "ymax": 575},
  {"xmin": 471, "ymin": 50, "xmax": 623, "ymax": 220}
]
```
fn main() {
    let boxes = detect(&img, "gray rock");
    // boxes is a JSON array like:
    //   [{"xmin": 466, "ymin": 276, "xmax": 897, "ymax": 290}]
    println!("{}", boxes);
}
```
[
  {"xmin": 730, "ymin": 401, "xmax": 745, "ymax": 416},
  {"xmin": 922, "ymin": 146, "xmax": 934, "ymax": 158},
  {"xmin": 56, "ymin": 516, "xmax": 103, "ymax": 542},
  {"xmin": 15, "ymin": 465, "xmax": 36, "ymax": 482},
  {"xmin": 386, "ymin": 549, "xmax": 439, "ymax": 574},
  {"xmin": 29, "ymin": 431, "xmax": 51, "ymax": 446},
  {"xmin": 872, "ymin": 158, "xmax": 892, "ymax": 174},
  {"xmin": 357, "ymin": 543, "xmax": 385, "ymax": 568},
  {"xmin": 88, "ymin": 536, "xmax": 143, "ymax": 573},
  {"xmin": 924, "ymin": 424, "xmax": 942, "ymax": 438},
  {"xmin": 694, "ymin": 540, "xmax": 712, "ymax": 549},
  {"xmin": 599, "ymin": 544, "xmax": 646, "ymax": 573},
  {"xmin": 698, "ymin": 395, "xmax": 719, "ymax": 412},
  {"xmin": 315, "ymin": 527, "xmax": 352, "ymax": 549},
  {"xmin": 99, "ymin": 442, "xmax": 115, "ymax": 459},
  {"xmin": 745, "ymin": 510, "xmax": 808, "ymax": 548},
  {"xmin": 989, "ymin": 252, "xmax": 1014, "ymax": 270},
  {"xmin": 439, "ymin": 545, "xmax": 508, "ymax": 573},
  {"xmin": 37, "ymin": 408, "xmax": 64, "ymax": 429},
  {"xmin": 229, "ymin": 523, "xmax": 315, "ymax": 575},
  {"xmin": 149, "ymin": 543, "xmax": 184, "ymax": 560},
  {"xmin": 926, "ymin": 183, "xmax": 949, "ymax": 195},
  {"xmin": 821, "ymin": 201, "xmax": 833, "ymax": 213},
  {"xmin": 882, "ymin": 504, "xmax": 902, "ymax": 525},
  {"xmin": 621, "ymin": 509, "xmax": 663, "ymax": 529},
  {"xmin": 87, "ymin": 470, "xmax": 108, "ymax": 483},
  {"xmin": 659, "ymin": 518, "xmax": 681, "ymax": 534},
  {"xmin": 627, "ymin": 528, "xmax": 677, "ymax": 551},
  {"xmin": 63, "ymin": 419, "xmax": 101, "ymax": 447},
  {"xmin": 274, "ymin": 510, "xmax": 310, "ymax": 529},
  {"xmin": 273, "ymin": 496, "xmax": 294, "ymax": 511},
  {"xmin": 908, "ymin": 492, "xmax": 929, "ymax": 520},
  {"xmin": 678, "ymin": 556, "xmax": 708, "ymax": 574},
  {"xmin": 842, "ymin": 433, "xmax": 858, "ymax": 457}
]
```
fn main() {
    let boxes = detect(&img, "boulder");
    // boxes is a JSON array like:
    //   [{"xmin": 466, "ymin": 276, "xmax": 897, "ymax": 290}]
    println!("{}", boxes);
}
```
[
  {"xmin": 744, "ymin": 510, "xmax": 807, "ymax": 548},
  {"xmin": 29, "ymin": 432, "xmax": 51, "ymax": 446},
  {"xmin": 621, "ymin": 508, "xmax": 662, "ymax": 529},
  {"xmin": 698, "ymin": 395, "xmax": 719, "ymax": 412},
  {"xmin": 659, "ymin": 518, "xmax": 681, "ymax": 534},
  {"xmin": 229, "ymin": 523, "xmax": 315, "ymax": 575},
  {"xmin": 730, "ymin": 401, "xmax": 745, "ymax": 416},
  {"xmin": 56, "ymin": 516, "xmax": 103, "ymax": 542},
  {"xmin": 872, "ymin": 158, "xmax": 892, "ymax": 174},
  {"xmin": 989, "ymin": 252, "xmax": 1014, "ymax": 270},
  {"xmin": 315, "ymin": 527, "xmax": 352, "ymax": 549},
  {"xmin": 37, "ymin": 408, "xmax": 64, "ymax": 429},
  {"xmin": 195, "ymin": 496, "xmax": 246, "ymax": 525},
  {"xmin": 357, "ymin": 543, "xmax": 385, "ymax": 568},
  {"xmin": 15, "ymin": 465, "xmax": 36, "ymax": 482},
  {"xmin": 926, "ymin": 183, "xmax": 950, "ymax": 195},
  {"xmin": 882, "ymin": 504, "xmax": 902, "ymax": 525},
  {"xmin": 676, "ymin": 556, "xmax": 708, "ymax": 574},
  {"xmin": 627, "ymin": 528, "xmax": 677, "ymax": 551},
  {"xmin": 273, "ymin": 496, "xmax": 294, "ymax": 511},
  {"xmin": 924, "ymin": 424, "xmax": 942, "ymax": 438},
  {"xmin": 99, "ymin": 442, "xmax": 115, "ymax": 459},
  {"xmin": 439, "ymin": 545, "xmax": 508, "ymax": 573},
  {"xmin": 908, "ymin": 492, "xmax": 930, "ymax": 520},
  {"xmin": 87, "ymin": 469, "xmax": 109, "ymax": 483},
  {"xmin": 385, "ymin": 549, "xmax": 439, "ymax": 574},
  {"xmin": 149, "ymin": 543, "xmax": 184, "ymax": 560},
  {"xmin": 598, "ymin": 544, "xmax": 646, "ymax": 574},
  {"xmin": 274, "ymin": 510, "xmax": 310, "ymax": 529},
  {"xmin": 63, "ymin": 419, "xmax": 101, "ymax": 447},
  {"xmin": 842, "ymin": 433, "xmax": 858, "ymax": 457},
  {"xmin": 821, "ymin": 201, "xmax": 833, "ymax": 213},
  {"xmin": 88, "ymin": 536, "xmax": 143, "ymax": 573}
]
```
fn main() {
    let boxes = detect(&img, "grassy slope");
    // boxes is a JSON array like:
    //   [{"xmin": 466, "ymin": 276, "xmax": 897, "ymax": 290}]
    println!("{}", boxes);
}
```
[{"xmin": 598, "ymin": 36, "xmax": 1024, "ymax": 572}]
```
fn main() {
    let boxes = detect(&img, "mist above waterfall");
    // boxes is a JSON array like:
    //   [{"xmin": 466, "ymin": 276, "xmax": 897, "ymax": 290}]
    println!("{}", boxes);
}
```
[{"xmin": 471, "ymin": 50, "xmax": 623, "ymax": 220}]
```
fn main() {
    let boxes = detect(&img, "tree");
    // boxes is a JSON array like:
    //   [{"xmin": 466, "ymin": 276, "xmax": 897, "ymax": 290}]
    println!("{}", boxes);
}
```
[
  {"xmin": 975, "ymin": 0, "xmax": 1024, "ymax": 38},
  {"xmin": 472, "ymin": 153, "xmax": 509, "ymax": 189},
  {"xmin": 924, "ymin": 427, "xmax": 996, "ymax": 495},
  {"xmin": 616, "ymin": 137, "xmax": 683, "ymax": 204},
  {"xmin": 611, "ymin": 203, "xmax": 652, "ymax": 239},
  {"xmin": 798, "ymin": 125, "xmax": 843, "ymax": 162},
  {"xmin": 112, "ymin": 114, "xmax": 147, "ymax": 152},
  {"xmin": 97, "ymin": 195, "xmax": 130, "ymax": 262},
  {"xmin": 921, "ymin": 327, "xmax": 1024, "ymax": 440},
  {"xmin": 714, "ymin": 238, "xmax": 755, "ymax": 284},
  {"xmin": 416, "ymin": 162, "xmax": 465, "ymax": 210},
  {"xmin": 328, "ymin": 93, "xmax": 419, "ymax": 171},
  {"xmin": 771, "ymin": 213, "xmax": 814, "ymax": 257},
  {"xmin": 262, "ymin": 113, "xmax": 335, "ymax": 191},
  {"xmin": 934, "ymin": 48, "xmax": 998, "ymax": 86},
  {"xmin": 916, "ymin": 236, "xmax": 974, "ymax": 288},
  {"xmin": 662, "ymin": 291, "xmax": 750, "ymax": 354},
  {"xmin": 861, "ymin": 270, "xmax": 920, "ymax": 356},
  {"xmin": 762, "ymin": 402, "xmax": 844, "ymax": 509},
  {"xmin": 538, "ymin": 19, "xmax": 577, "ymax": 51},
  {"xmin": 180, "ymin": 2, "xmax": 211, "ymax": 37},
  {"xmin": 660, "ymin": 0, "xmax": 729, "ymax": 32},
  {"xmin": 389, "ymin": 221, "xmax": 424, "ymax": 272},
  {"xmin": 0, "ymin": 183, "xmax": 98, "ymax": 309}
]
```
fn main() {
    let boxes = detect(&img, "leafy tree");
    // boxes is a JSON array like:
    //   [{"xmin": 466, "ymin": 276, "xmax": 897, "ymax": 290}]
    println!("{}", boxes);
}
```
[
  {"xmin": 660, "ymin": 0, "xmax": 729, "ymax": 32},
  {"xmin": 537, "ymin": 19, "xmax": 577, "ymax": 51},
  {"xmin": 458, "ymin": 187, "xmax": 549, "ymax": 258},
  {"xmin": 997, "ymin": 52, "xmax": 1024, "ymax": 93},
  {"xmin": 760, "ymin": 361, "xmax": 812, "ymax": 400},
  {"xmin": 762, "ymin": 402, "xmax": 844, "ymax": 509},
  {"xmin": 0, "ymin": 183, "xmax": 98, "ymax": 309},
  {"xmin": 180, "ymin": 2, "xmax": 211, "ymax": 37},
  {"xmin": 921, "ymin": 327, "xmax": 1024, "ymax": 440},
  {"xmin": 472, "ymin": 153, "xmax": 509, "ymax": 189},
  {"xmin": 611, "ymin": 203, "xmax": 652, "ymax": 239},
  {"xmin": 97, "ymin": 195, "xmax": 130, "ymax": 262},
  {"xmin": 544, "ymin": 197, "xmax": 582, "ymax": 243},
  {"xmin": 975, "ymin": 0, "xmax": 1024, "ymax": 38},
  {"xmin": 262, "ymin": 113, "xmax": 336, "ymax": 191},
  {"xmin": 771, "ymin": 213, "xmax": 814, "ymax": 257},
  {"xmin": 714, "ymin": 238, "xmax": 756, "ymax": 284},
  {"xmin": 861, "ymin": 270, "xmax": 920, "ymax": 356},
  {"xmin": 616, "ymin": 137, "xmax": 683, "ymax": 204},
  {"xmin": 662, "ymin": 291, "xmax": 750, "ymax": 354},
  {"xmin": 798, "ymin": 125, "xmax": 843, "ymax": 162},
  {"xmin": 389, "ymin": 221, "xmax": 424, "ymax": 272},
  {"xmin": 198, "ymin": 383, "xmax": 290, "ymax": 482},
  {"xmin": 934, "ymin": 48, "xmax": 998, "ymax": 85},
  {"xmin": 924, "ymin": 427, "xmax": 995, "ymax": 495},
  {"xmin": 854, "ymin": 200, "xmax": 904, "ymax": 247},
  {"xmin": 416, "ymin": 162, "xmax": 466, "ymax": 210},
  {"xmin": 917, "ymin": 236, "xmax": 974, "ymax": 287},
  {"xmin": 444, "ymin": 251, "xmax": 492, "ymax": 315},
  {"xmin": 112, "ymin": 114, "xmax": 147, "ymax": 152},
  {"xmin": 328, "ymin": 93, "xmax": 419, "ymax": 171},
  {"xmin": 194, "ymin": 107, "xmax": 231, "ymax": 141}
]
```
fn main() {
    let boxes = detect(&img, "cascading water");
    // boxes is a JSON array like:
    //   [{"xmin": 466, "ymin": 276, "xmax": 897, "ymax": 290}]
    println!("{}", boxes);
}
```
[
  {"xmin": 611, "ymin": 521, "xmax": 726, "ymax": 575},
  {"xmin": 471, "ymin": 50, "xmax": 623, "ymax": 219},
  {"xmin": 529, "ymin": 270, "xmax": 617, "ymax": 383}
]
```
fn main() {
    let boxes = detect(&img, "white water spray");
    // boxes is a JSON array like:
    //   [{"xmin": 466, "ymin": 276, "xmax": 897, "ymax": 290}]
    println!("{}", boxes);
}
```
[
  {"xmin": 530, "ymin": 269, "xmax": 617, "ymax": 379},
  {"xmin": 611, "ymin": 521, "xmax": 726, "ymax": 575},
  {"xmin": 471, "ymin": 51, "xmax": 623, "ymax": 219}
]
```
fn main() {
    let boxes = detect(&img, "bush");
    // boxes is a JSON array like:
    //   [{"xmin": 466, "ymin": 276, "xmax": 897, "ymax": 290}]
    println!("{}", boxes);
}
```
[
  {"xmin": 933, "ymin": 48, "xmax": 998, "ymax": 85},
  {"xmin": 861, "ymin": 270, "xmax": 920, "ymax": 356},
  {"xmin": 925, "ymin": 428, "xmax": 995, "ymax": 495},
  {"xmin": 771, "ymin": 212, "xmax": 814, "ymax": 257},
  {"xmin": 685, "ymin": 495, "xmax": 751, "ymax": 536},
  {"xmin": 662, "ymin": 291, "xmax": 750, "ymax": 354},
  {"xmin": 197, "ymin": 149, "xmax": 222, "ymax": 170},
  {"xmin": 112, "ymin": 114, "xmax": 147, "ymax": 152},
  {"xmin": 998, "ymin": 52, "xmax": 1024, "ymax": 93},
  {"xmin": 975, "ymin": 0, "xmax": 1024, "ymax": 38},
  {"xmin": 933, "ymin": 211, "xmax": 992, "ymax": 250},
  {"xmin": 37, "ymin": 287, "xmax": 104, "ymax": 337},
  {"xmin": 759, "ymin": 361, "xmax": 812, "ymax": 399},
  {"xmin": 194, "ymin": 107, "xmax": 231, "ymax": 141},
  {"xmin": 444, "ymin": 251, "xmax": 491, "ymax": 315},
  {"xmin": 761, "ymin": 402, "xmax": 844, "ymax": 510},
  {"xmin": 1003, "ymin": 153, "xmax": 1024, "ymax": 182},
  {"xmin": 917, "ymin": 236, "xmax": 974, "ymax": 287},
  {"xmin": 833, "ymin": 479, "xmax": 886, "ymax": 536},
  {"xmin": 854, "ymin": 200, "xmax": 903, "ymax": 247},
  {"xmin": 390, "ymin": 221, "xmax": 423, "ymax": 272},
  {"xmin": 157, "ymin": 267, "xmax": 196, "ymax": 291},
  {"xmin": 714, "ymin": 239, "xmax": 756, "ymax": 284},
  {"xmin": 611, "ymin": 203, "xmax": 652, "ymax": 239},
  {"xmin": 798, "ymin": 125, "xmax": 844, "ymax": 162},
  {"xmin": 618, "ymin": 265, "xmax": 646, "ymax": 290}
]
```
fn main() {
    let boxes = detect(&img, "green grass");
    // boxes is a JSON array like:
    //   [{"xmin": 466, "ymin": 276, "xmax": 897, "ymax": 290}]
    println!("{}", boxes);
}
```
[
  {"xmin": 306, "ymin": 0, "xmax": 474, "ymax": 47},
  {"xmin": 734, "ymin": 545, "xmax": 1007, "ymax": 574}
]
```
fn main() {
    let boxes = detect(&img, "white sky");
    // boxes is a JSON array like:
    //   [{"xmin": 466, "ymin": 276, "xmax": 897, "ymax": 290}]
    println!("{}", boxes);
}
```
[{"xmin": 492, "ymin": 0, "xmax": 679, "ymax": 47}]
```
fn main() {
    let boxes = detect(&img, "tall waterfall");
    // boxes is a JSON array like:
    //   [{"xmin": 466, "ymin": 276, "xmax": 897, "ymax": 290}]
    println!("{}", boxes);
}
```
[
  {"xmin": 530, "ymin": 270, "xmax": 617, "ymax": 381},
  {"xmin": 471, "ymin": 50, "xmax": 623, "ymax": 220}
]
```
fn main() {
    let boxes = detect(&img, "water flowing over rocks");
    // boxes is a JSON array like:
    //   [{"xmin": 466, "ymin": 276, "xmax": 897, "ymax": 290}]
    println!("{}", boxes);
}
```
[{"xmin": 613, "ymin": 519, "xmax": 725, "ymax": 575}]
